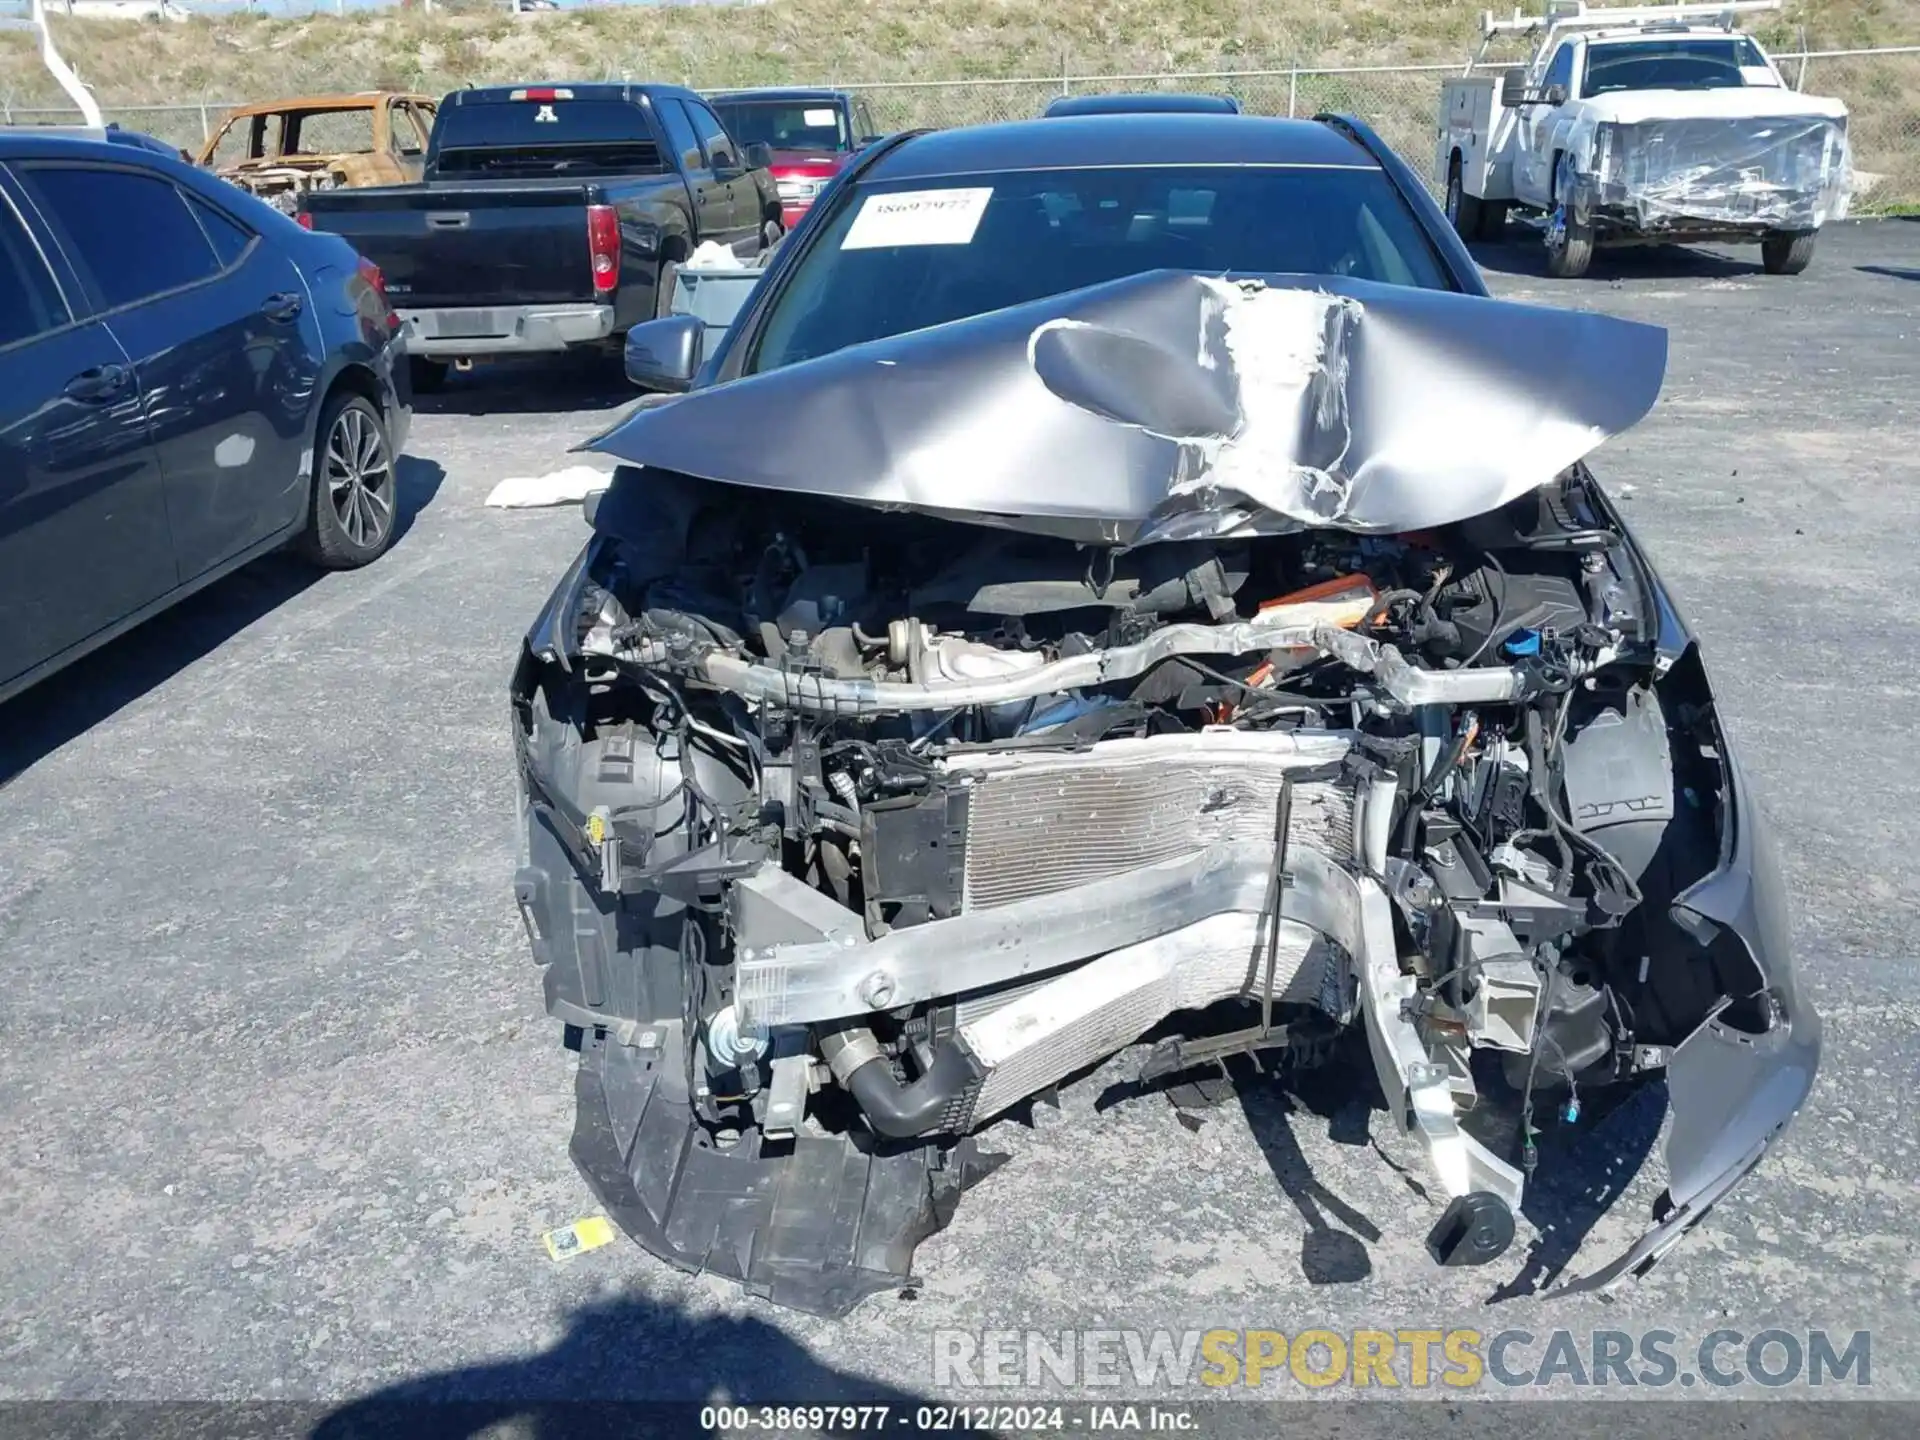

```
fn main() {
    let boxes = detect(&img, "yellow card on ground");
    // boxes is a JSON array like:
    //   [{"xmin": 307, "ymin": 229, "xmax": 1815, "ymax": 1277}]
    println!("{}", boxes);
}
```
[{"xmin": 542, "ymin": 1215, "xmax": 616, "ymax": 1262}]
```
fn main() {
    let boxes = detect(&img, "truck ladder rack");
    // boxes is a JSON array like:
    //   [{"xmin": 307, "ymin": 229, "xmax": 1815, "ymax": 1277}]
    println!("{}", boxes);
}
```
[{"xmin": 1481, "ymin": 0, "xmax": 1780, "ymax": 41}]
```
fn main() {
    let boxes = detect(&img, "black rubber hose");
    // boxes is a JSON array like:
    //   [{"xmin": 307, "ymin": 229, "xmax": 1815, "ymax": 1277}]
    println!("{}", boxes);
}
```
[
  {"xmin": 818, "ymin": 1028, "xmax": 982, "ymax": 1139},
  {"xmin": 1396, "ymin": 709, "xmax": 1478, "ymax": 854}
]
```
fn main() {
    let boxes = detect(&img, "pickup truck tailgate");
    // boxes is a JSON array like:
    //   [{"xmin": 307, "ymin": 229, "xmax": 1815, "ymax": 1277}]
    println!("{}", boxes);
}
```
[{"xmin": 306, "ymin": 184, "xmax": 596, "ymax": 309}]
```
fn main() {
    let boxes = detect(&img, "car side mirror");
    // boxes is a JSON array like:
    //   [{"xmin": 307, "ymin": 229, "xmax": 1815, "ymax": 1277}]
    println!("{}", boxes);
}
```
[
  {"xmin": 581, "ymin": 488, "xmax": 605, "ymax": 527},
  {"xmin": 740, "ymin": 141, "xmax": 773, "ymax": 171},
  {"xmin": 857, "ymin": 134, "xmax": 884, "ymax": 148},
  {"xmin": 1500, "ymin": 68, "xmax": 1529, "ymax": 107},
  {"xmin": 624, "ymin": 314, "xmax": 705, "ymax": 392}
]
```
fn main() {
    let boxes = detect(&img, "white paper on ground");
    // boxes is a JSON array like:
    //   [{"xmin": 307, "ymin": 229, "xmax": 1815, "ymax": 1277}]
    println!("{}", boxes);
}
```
[
  {"xmin": 485, "ymin": 464, "xmax": 614, "ymax": 509},
  {"xmin": 842, "ymin": 187, "xmax": 993, "ymax": 250}
]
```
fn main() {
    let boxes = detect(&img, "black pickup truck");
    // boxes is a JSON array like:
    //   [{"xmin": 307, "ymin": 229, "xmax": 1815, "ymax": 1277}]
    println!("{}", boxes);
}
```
[{"xmin": 299, "ymin": 83, "xmax": 781, "ymax": 385}]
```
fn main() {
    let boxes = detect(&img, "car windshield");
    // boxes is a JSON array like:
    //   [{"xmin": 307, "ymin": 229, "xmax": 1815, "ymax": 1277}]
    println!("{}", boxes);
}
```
[
  {"xmin": 747, "ymin": 163, "xmax": 1451, "ymax": 373},
  {"xmin": 711, "ymin": 101, "xmax": 850, "ymax": 152},
  {"xmin": 1582, "ymin": 38, "xmax": 1772, "ymax": 95}
]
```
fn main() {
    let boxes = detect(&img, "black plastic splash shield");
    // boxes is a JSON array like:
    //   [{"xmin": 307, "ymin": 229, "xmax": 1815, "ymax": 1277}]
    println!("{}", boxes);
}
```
[{"xmin": 569, "ymin": 1029, "xmax": 1006, "ymax": 1316}]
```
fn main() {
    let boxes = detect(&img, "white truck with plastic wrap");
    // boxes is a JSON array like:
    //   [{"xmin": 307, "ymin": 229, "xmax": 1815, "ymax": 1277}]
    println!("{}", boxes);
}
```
[{"xmin": 1435, "ymin": 0, "xmax": 1852, "ymax": 277}]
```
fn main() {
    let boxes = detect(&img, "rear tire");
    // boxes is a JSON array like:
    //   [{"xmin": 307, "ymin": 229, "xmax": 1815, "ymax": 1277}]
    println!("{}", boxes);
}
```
[
  {"xmin": 1761, "ymin": 230, "xmax": 1816, "ymax": 275},
  {"xmin": 409, "ymin": 357, "xmax": 449, "ymax": 394},
  {"xmin": 301, "ymin": 392, "xmax": 398, "ymax": 570},
  {"xmin": 1444, "ymin": 157, "xmax": 1484, "ymax": 241}
]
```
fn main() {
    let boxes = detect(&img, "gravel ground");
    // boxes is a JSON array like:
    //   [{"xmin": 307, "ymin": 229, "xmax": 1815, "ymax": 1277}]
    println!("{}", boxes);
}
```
[{"xmin": 0, "ymin": 219, "xmax": 1916, "ymax": 1425}]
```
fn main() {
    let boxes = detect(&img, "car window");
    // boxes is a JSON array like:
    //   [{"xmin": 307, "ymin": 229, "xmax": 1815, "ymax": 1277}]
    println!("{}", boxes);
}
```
[
  {"xmin": 187, "ymin": 193, "xmax": 254, "ymax": 269},
  {"xmin": 432, "ymin": 99, "xmax": 665, "ymax": 178},
  {"xmin": 21, "ymin": 167, "xmax": 221, "ymax": 311},
  {"xmin": 748, "ymin": 163, "xmax": 1452, "ymax": 374},
  {"xmin": 289, "ymin": 108, "xmax": 377, "ymax": 156},
  {"xmin": 855, "ymin": 99, "xmax": 878, "ymax": 140},
  {"xmin": 205, "ymin": 116, "xmax": 252, "ymax": 168},
  {"xmin": 392, "ymin": 102, "xmax": 426, "ymax": 157},
  {"xmin": 711, "ymin": 101, "xmax": 850, "ymax": 153},
  {"xmin": 657, "ymin": 99, "xmax": 706, "ymax": 174},
  {"xmin": 686, "ymin": 102, "xmax": 739, "ymax": 172},
  {"xmin": 1582, "ymin": 38, "xmax": 1770, "ymax": 96},
  {"xmin": 0, "ymin": 196, "xmax": 68, "ymax": 349},
  {"xmin": 1543, "ymin": 43, "xmax": 1577, "ymax": 93}
]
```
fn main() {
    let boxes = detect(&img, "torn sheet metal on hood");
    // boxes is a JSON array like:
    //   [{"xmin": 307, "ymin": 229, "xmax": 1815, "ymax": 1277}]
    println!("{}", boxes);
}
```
[{"xmin": 585, "ymin": 269, "xmax": 1668, "ymax": 546}]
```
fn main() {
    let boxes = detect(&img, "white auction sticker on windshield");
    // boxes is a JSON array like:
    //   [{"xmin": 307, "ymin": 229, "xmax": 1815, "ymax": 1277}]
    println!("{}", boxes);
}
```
[
  {"xmin": 803, "ymin": 107, "xmax": 838, "ymax": 126},
  {"xmin": 1738, "ymin": 65, "xmax": 1781, "ymax": 86},
  {"xmin": 842, "ymin": 187, "xmax": 993, "ymax": 249}
]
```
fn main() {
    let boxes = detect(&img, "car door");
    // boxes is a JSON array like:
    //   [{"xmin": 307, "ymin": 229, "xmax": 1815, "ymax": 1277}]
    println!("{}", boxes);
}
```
[
  {"xmin": 1517, "ymin": 41, "xmax": 1578, "ymax": 206},
  {"xmin": 684, "ymin": 98, "xmax": 760, "ymax": 255},
  {"xmin": 16, "ymin": 161, "xmax": 324, "ymax": 583},
  {"xmin": 0, "ymin": 177, "xmax": 174, "ymax": 695},
  {"xmin": 657, "ymin": 98, "xmax": 733, "ymax": 255}
]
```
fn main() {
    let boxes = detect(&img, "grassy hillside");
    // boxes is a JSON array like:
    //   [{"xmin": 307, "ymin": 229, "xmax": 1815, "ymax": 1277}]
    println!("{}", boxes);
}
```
[
  {"xmin": 1, "ymin": 0, "xmax": 1913, "ymax": 107},
  {"xmin": 2, "ymin": 0, "xmax": 1914, "ymax": 204}
]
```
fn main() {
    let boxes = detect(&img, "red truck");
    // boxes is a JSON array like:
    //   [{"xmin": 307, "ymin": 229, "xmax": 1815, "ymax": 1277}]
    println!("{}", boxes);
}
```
[{"xmin": 708, "ymin": 87, "xmax": 883, "ymax": 228}]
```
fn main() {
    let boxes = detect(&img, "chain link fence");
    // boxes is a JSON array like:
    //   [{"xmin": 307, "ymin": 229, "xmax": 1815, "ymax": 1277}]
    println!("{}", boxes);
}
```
[{"xmin": 5, "ymin": 46, "xmax": 1916, "ymax": 209}]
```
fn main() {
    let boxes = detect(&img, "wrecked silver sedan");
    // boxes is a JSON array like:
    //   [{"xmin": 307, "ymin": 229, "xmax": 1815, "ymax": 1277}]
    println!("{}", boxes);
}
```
[{"xmin": 508, "ymin": 116, "xmax": 1817, "ymax": 1314}]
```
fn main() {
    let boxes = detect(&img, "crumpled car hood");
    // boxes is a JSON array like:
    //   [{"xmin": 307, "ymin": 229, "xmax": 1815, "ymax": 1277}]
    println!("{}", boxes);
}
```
[{"xmin": 586, "ymin": 269, "xmax": 1667, "ymax": 546}]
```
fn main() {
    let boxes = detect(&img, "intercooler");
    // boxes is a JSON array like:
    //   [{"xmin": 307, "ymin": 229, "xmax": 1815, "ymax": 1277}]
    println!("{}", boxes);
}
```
[
  {"xmin": 730, "ymin": 730, "xmax": 1379, "ymax": 1124},
  {"xmin": 945, "ymin": 731, "xmax": 1363, "ymax": 1122},
  {"xmin": 956, "ymin": 734, "xmax": 1358, "ymax": 914}
]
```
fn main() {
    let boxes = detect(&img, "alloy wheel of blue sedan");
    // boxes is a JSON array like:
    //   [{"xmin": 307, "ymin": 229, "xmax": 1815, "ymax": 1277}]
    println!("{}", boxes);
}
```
[{"xmin": 325, "ymin": 402, "xmax": 394, "ymax": 550}]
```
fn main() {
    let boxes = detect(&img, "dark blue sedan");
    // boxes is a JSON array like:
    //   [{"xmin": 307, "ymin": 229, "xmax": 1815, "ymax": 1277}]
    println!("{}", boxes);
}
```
[{"xmin": 0, "ymin": 131, "xmax": 412, "ymax": 704}]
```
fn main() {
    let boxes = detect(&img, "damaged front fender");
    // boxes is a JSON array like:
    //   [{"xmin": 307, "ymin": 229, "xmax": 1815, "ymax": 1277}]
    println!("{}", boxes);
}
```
[{"xmin": 1564, "ymin": 686, "xmax": 1820, "ymax": 1294}]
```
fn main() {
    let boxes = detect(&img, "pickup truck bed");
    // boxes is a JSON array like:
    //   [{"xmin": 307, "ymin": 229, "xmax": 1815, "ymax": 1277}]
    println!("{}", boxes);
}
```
[
  {"xmin": 308, "ymin": 175, "xmax": 674, "ymax": 356},
  {"xmin": 301, "ymin": 83, "xmax": 779, "ymax": 370}
]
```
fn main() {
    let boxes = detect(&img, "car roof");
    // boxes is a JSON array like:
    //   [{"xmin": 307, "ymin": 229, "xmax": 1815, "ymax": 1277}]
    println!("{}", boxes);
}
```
[
  {"xmin": 1045, "ymin": 92, "xmax": 1241, "ymax": 117},
  {"xmin": 708, "ymin": 88, "xmax": 854, "ymax": 104},
  {"xmin": 0, "ymin": 131, "xmax": 180, "ymax": 164},
  {"xmin": 216, "ymin": 92, "xmax": 437, "ymax": 119},
  {"xmin": 444, "ymin": 82, "xmax": 705, "ymax": 107},
  {"xmin": 1585, "ymin": 27, "xmax": 1739, "ymax": 43},
  {"xmin": 867, "ymin": 114, "xmax": 1377, "ymax": 182}
]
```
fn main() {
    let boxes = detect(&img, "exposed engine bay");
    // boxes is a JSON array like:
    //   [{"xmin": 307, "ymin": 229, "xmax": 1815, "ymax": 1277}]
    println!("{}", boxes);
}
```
[{"xmin": 509, "ymin": 273, "xmax": 1816, "ymax": 1314}]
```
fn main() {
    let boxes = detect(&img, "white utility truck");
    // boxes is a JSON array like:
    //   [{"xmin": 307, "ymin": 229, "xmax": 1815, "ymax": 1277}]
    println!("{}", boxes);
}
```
[{"xmin": 1435, "ymin": 0, "xmax": 1851, "ymax": 277}]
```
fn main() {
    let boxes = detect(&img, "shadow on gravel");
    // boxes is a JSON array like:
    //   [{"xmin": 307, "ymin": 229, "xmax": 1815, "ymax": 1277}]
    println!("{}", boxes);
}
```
[
  {"xmin": 1096, "ymin": 1024, "xmax": 1665, "ymax": 1298},
  {"xmin": 0, "ymin": 456, "xmax": 445, "ymax": 789},
  {"xmin": 309, "ymin": 1293, "xmax": 935, "ymax": 1440},
  {"xmin": 1469, "ymin": 235, "xmax": 1767, "ymax": 281},
  {"xmin": 412, "ymin": 353, "xmax": 640, "ymax": 418},
  {"xmin": 1858, "ymin": 264, "xmax": 1920, "ymax": 282},
  {"xmin": 1239, "ymin": 1061, "xmax": 1383, "ymax": 1286},
  {"xmin": 1487, "ymin": 1079, "xmax": 1666, "ymax": 1303}
]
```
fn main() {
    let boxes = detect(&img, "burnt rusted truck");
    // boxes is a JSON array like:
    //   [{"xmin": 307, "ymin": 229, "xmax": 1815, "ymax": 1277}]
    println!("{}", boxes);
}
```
[{"xmin": 197, "ymin": 92, "xmax": 440, "ymax": 213}]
